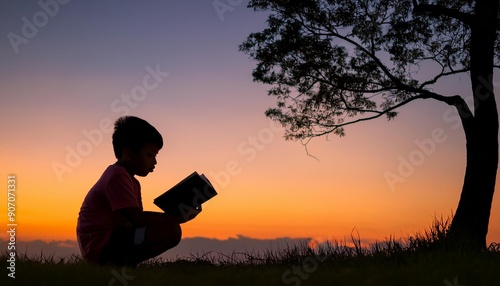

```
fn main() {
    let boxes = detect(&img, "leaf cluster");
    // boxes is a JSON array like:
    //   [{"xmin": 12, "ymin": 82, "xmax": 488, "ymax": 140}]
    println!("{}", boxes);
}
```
[{"xmin": 240, "ymin": 0, "xmax": 499, "ymax": 140}]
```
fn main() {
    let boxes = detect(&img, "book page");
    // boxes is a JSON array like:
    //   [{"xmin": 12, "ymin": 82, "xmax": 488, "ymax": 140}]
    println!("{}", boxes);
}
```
[{"xmin": 200, "ymin": 174, "xmax": 214, "ymax": 188}]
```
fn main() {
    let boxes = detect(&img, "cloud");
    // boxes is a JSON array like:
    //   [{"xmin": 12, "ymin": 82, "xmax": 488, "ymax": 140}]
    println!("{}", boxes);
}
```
[
  {"xmin": 1, "ymin": 239, "xmax": 80, "ymax": 259},
  {"xmin": 0, "ymin": 235, "xmax": 311, "ymax": 261}
]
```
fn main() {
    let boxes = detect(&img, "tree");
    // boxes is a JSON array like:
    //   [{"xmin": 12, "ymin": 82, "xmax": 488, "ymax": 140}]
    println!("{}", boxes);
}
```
[{"xmin": 240, "ymin": 0, "xmax": 500, "ymax": 250}]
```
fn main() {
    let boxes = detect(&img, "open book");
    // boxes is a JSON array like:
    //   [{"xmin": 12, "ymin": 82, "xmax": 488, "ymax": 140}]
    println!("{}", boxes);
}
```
[{"xmin": 154, "ymin": 171, "xmax": 218, "ymax": 217}]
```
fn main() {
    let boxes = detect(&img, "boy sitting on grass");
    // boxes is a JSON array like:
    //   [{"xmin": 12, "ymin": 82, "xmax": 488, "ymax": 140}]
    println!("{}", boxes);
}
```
[{"xmin": 77, "ymin": 116, "xmax": 200, "ymax": 267}]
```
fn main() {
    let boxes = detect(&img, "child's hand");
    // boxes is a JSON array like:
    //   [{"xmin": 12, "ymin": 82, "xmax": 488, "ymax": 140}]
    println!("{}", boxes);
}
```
[
  {"xmin": 176, "ymin": 205, "xmax": 202, "ymax": 224},
  {"xmin": 187, "ymin": 206, "xmax": 202, "ymax": 221}
]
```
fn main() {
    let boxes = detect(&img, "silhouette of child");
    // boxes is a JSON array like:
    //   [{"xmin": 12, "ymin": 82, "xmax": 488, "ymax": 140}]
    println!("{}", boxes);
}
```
[{"xmin": 77, "ymin": 116, "xmax": 200, "ymax": 267}]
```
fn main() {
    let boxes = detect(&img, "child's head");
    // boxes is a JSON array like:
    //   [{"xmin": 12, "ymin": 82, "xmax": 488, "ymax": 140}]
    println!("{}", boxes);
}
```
[{"xmin": 112, "ymin": 116, "xmax": 163, "ymax": 176}]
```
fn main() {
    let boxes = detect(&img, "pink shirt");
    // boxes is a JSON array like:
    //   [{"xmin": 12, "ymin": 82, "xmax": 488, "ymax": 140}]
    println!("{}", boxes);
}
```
[{"xmin": 76, "ymin": 163, "xmax": 143, "ymax": 262}]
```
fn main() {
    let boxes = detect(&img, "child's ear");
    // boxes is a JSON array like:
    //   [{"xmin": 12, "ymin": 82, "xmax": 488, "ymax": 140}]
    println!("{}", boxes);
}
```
[{"xmin": 122, "ymin": 147, "xmax": 133, "ymax": 161}]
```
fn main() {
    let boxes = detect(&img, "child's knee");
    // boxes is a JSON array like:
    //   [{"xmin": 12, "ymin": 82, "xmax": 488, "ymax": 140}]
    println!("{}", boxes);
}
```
[
  {"xmin": 159, "ymin": 222, "xmax": 182, "ymax": 247},
  {"xmin": 172, "ymin": 223, "xmax": 182, "ymax": 246}
]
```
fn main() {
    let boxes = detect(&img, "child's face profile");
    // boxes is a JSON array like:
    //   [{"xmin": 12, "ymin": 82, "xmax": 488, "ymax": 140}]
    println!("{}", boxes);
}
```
[{"xmin": 123, "ymin": 143, "xmax": 160, "ymax": 177}]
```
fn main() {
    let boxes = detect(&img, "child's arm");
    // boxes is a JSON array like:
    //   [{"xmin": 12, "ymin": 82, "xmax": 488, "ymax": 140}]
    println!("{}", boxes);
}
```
[{"xmin": 117, "ymin": 208, "xmax": 201, "ymax": 227}]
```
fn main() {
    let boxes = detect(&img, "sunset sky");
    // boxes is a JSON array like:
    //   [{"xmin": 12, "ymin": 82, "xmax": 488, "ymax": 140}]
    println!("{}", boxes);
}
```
[{"xmin": 1, "ymin": 0, "xmax": 499, "ymax": 251}]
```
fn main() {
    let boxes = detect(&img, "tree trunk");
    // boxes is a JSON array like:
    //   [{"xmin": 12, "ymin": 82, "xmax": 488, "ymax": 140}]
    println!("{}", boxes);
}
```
[{"xmin": 448, "ymin": 0, "xmax": 499, "ymax": 250}]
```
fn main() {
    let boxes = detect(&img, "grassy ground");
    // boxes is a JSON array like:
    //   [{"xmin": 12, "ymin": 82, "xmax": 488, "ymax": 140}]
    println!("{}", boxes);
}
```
[{"xmin": 3, "ymin": 219, "xmax": 500, "ymax": 286}]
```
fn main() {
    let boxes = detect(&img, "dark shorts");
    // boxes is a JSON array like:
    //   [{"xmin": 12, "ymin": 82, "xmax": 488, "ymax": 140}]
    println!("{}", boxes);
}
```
[{"xmin": 98, "ymin": 226, "xmax": 147, "ymax": 267}]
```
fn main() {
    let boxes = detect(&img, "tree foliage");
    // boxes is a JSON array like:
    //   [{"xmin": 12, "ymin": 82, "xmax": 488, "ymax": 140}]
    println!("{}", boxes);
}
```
[{"xmin": 240, "ymin": 0, "xmax": 500, "ymax": 140}]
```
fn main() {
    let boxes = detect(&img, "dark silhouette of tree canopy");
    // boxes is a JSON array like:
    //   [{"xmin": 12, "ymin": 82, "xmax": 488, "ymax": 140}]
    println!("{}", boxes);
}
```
[{"xmin": 240, "ymin": 0, "xmax": 500, "ymax": 250}]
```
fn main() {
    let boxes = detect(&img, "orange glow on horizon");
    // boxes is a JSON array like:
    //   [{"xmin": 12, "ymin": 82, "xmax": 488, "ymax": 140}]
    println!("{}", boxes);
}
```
[
  {"xmin": 2, "ymin": 171, "xmax": 498, "ymax": 246},
  {"xmin": 1, "ymin": 57, "xmax": 499, "ymax": 249}
]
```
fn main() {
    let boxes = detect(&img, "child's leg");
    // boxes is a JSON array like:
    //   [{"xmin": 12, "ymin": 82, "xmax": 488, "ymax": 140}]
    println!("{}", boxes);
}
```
[
  {"xmin": 133, "ymin": 221, "xmax": 182, "ymax": 263},
  {"xmin": 100, "ymin": 218, "xmax": 181, "ymax": 267}
]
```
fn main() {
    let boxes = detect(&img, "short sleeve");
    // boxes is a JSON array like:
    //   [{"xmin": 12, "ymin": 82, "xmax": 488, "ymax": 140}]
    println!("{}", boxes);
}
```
[{"xmin": 106, "ymin": 170, "xmax": 142, "ymax": 211}]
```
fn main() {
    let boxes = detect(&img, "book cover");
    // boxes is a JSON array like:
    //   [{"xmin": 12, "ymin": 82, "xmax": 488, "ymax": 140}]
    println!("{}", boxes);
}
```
[{"xmin": 154, "ymin": 171, "xmax": 218, "ymax": 216}]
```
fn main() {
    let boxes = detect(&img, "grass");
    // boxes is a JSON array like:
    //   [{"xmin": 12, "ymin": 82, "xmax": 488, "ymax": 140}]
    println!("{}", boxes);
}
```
[{"xmin": 3, "ymin": 217, "xmax": 500, "ymax": 286}]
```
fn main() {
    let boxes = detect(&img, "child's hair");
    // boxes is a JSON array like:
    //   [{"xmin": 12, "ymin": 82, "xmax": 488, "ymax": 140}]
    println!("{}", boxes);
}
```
[{"xmin": 112, "ymin": 116, "xmax": 163, "ymax": 159}]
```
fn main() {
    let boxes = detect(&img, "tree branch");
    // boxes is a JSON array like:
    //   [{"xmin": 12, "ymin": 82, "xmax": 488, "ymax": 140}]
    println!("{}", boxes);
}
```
[
  {"xmin": 419, "ymin": 68, "xmax": 470, "ymax": 89},
  {"xmin": 317, "ymin": 94, "xmax": 424, "ymax": 129},
  {"xmin": 307, "ymin": 70, "xmax": 393, "ymax": 95},
  {"xmin": 311, "ymin": 91, "xmax": 471, "ymax": 137},
  {"xmin": 319, "ymin": 27, "xmax": 409, "ymax": 91},
  {"xmin": 412, "ymin": 0, "xmax": 474, "ymax": 26},
  {"xmin": 291, "ymin": 9, "xmax": 420, "ymax": 98}
]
